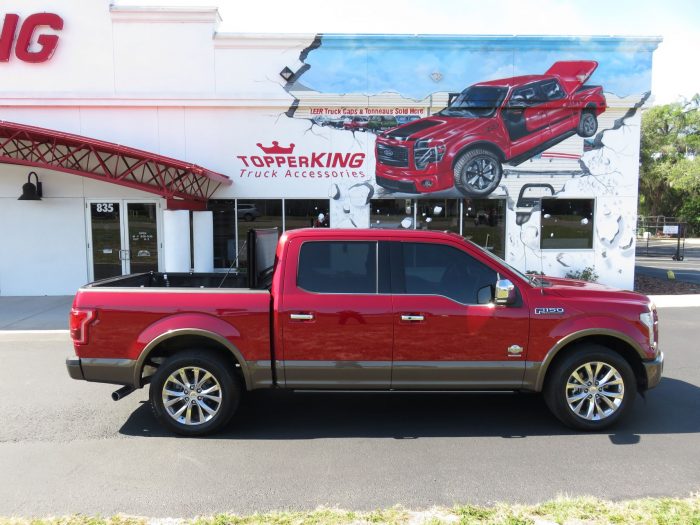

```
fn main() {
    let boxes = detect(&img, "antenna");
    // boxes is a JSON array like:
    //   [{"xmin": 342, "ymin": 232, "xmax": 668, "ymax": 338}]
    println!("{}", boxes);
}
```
[{"xmin": 218, "ymin": 239, "xmax": 247, "ymax": 288}]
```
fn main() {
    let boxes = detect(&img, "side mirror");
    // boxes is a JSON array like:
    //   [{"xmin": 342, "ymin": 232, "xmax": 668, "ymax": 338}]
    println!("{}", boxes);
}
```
[
  {"xmin": 507, "ymin": 100, "xmax": 527, "ymax": 110},
  {"xmin": 495, "ymin": 279, "xmax": 516, "ymax": 305}
]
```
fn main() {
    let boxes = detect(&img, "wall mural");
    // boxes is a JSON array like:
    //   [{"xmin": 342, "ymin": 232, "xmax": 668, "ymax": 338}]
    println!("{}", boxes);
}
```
[{"xmin": 238, "ymin": 35, "xmax": 656, "ymax": 286}]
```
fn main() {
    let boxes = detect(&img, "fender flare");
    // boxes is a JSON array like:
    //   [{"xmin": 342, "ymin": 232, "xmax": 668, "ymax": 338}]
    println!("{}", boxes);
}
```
[
  {"xmin": 527, "ymin": 328, "xmax": 646, "ymax": 392},
  {"xmin": 133, "ymin": 328, "xmax": 252, "ymax": 390},
  {"xmin": 451, "ymin": 140, "xmax": 506, "ymax": 168}
]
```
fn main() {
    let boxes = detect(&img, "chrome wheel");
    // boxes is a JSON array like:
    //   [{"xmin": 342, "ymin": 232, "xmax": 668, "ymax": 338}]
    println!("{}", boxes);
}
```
[
  {"xmin": 162, "ymin": 366, "xmax": 222, "ymax": 426},
  {"xmin": 464, "ymin": 156, "xmax": 498, "ymax": 191},
  {"xmin": 565, "ymin": 361, "xmax": 624, "ymax": 421},
  {"xmin": 579, "ymin": 112, "xmax": 597, "ymax": 137}
]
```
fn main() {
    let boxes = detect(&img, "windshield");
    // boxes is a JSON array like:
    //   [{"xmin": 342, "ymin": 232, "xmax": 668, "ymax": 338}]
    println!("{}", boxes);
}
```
[
  {"xmin": 465, "ymin": 239, "xmax": 535, "ymax": 285},
  {"xmin": 438, "ymin": 86, "xmax": 507, "ymax": 118}
]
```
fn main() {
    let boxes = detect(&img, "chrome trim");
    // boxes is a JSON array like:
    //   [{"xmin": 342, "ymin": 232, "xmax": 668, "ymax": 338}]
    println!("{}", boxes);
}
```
[
  {"xmin": 507, "ymin": 344, "xmax": 523, "ymax": 356},
  {"xmin": 495, "ymin": 279, "xmax": 516, "ymax": 305},
  {"xmin": 401, "ymin": 314, "xmax": 425, "ymax": 322}
]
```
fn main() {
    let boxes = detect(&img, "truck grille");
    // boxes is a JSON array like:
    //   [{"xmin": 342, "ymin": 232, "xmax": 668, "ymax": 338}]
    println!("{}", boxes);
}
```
[{"xmin": 376, "ymin": 144, "xmax": 409, "ymax": 167}]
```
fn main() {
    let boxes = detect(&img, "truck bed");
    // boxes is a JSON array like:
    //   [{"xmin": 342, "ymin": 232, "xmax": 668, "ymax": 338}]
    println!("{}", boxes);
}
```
[{"xmin": 86, "ymin": 271, "xmax": 249, "ymax": 289}]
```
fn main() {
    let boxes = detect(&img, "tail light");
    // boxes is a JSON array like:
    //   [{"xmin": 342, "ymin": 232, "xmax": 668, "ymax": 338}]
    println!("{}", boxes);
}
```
[{"xmin": 70, "ymin": 308, "xmax": 96, "ymax": 345}]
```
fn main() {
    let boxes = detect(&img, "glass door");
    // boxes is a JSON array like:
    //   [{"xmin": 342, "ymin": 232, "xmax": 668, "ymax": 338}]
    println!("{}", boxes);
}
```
[
  {"xmin": 124, "ymin": 202, "xmax": 159, "ymax": 274},
  {"xmin": 89, "ymin": 201, "xmax": 124, "ymax": 280},
  {"xmin": 87, "ymin": 200, "xmax": 161, "ymax": 281}
]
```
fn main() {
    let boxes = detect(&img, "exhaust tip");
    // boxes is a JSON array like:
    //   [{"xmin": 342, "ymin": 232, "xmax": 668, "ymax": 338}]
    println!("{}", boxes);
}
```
[{"xmin": 112, "ymin": 385, "xmax": 135, "ymax": 401}]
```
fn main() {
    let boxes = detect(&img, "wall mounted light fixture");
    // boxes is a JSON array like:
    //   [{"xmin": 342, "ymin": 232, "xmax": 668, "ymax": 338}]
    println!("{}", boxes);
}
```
[{"xmin": 18, "ymin": 171, "xmax": 42, "ymax": 200}]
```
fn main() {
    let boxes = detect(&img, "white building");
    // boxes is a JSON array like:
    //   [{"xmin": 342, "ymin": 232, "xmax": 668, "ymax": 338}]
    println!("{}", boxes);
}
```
[{"xmin": 0, "ymin": 1, "xmax": 661, "ymax": 295}]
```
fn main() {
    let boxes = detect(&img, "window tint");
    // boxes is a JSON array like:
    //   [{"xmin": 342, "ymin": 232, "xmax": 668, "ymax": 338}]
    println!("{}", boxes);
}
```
[
  {"xmin": 541, "ymin": 199, "xmax": 594, "ymax": 249},
  {"xmin": 399, "ymin": 243, "xmax": 497, "ymax": 304},
  {"xmin": 540, "ymin": 80, "xmax": 565, "ymax": 101},
  {"xmin": 510, "ymin": 84, "xmax": 544, "ymax": 106},
  {"xmin": 298, "ymin": 241, "xmax": 376, "ymax": 294}
]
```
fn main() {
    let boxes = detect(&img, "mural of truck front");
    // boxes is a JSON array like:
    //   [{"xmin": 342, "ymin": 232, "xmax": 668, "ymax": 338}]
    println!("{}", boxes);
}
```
[{"xmin": 374, "ymin": 61, "xmax": 606, "ymax": 197}]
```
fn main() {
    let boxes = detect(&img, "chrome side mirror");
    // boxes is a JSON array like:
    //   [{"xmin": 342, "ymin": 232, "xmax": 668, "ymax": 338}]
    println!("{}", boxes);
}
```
[{"xmin": 495, "ymin": 279, "xmax": 516, "ymax": 305}]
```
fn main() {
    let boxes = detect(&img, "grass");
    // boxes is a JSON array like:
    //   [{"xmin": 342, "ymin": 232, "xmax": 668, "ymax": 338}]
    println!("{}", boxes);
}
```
[{"xmin": 2, "ymin": 495, "xmax": 700, "ymax": 525}]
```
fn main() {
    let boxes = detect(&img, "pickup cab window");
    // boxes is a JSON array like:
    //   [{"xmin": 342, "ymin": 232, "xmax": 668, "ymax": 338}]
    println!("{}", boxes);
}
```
[
  {"xmin": 397, "ymin": 242, "xmax": 496, "ymax": 304},
  {"xmin": 297, "ymin": 241, "xmax": 377, "ymax": 294}
]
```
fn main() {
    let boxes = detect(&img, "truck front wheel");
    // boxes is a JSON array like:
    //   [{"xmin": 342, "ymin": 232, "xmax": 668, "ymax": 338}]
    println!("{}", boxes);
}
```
[
  {"xmin": 150, "ymin": 350, "xmax": 241, "ymax": 436},
  {"xmin": 543, "ymin": 345, "xmax": 637, "ymax": 431},
  {"xmin": 453, "ymin": 149, "xmax": 503, "ymax": 197}
]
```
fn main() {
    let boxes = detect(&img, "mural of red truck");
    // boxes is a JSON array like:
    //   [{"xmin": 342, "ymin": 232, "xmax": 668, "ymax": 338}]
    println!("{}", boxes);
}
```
[{"xmin": 374, "ymin": 61, "xmax": 606, "ymax": 196}]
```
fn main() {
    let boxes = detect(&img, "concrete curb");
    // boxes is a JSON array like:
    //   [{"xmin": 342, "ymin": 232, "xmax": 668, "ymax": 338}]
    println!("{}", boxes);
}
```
[{"xmin": 648, "ymin": 294, "xmax": 700, "ymax": 307}]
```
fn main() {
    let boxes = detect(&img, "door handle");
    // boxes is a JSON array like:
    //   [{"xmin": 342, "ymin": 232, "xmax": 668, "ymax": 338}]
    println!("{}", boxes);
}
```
[
  {"xmin": 401, "ymin": 314, "xmax": 424, "ymax": 322},
  {"xmin": 290, "ymin": 313, "xmax": 314, "ymax": 321}
]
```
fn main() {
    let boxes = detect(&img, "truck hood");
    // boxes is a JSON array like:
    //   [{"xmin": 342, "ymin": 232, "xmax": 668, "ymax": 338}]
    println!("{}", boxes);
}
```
[
  {"xmin": 382, "ymin": 116, "xmax": 493, "ymax": 142},
  {"xmin": 542, "ymin": 276, "xmax": 650, "ymax": 305}
]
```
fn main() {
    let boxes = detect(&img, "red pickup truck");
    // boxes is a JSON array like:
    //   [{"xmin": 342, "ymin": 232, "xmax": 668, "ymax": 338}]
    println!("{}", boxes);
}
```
[
  {"xmin": 375, "ymin": 61, "xmax": 606, "ymax": 196},
  {"xmin": 66, "ymin": 228, "xmax": 662, "ymax": 436}
]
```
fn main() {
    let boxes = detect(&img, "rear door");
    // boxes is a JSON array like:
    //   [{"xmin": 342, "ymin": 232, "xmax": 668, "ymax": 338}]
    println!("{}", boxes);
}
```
[
  {"xmin": 279, "ymin": 238, "xmax": 393, "ymax": 388},
  {"xmin": 390, "ymin": 241, "xmax": 529, "ymax": 389}
]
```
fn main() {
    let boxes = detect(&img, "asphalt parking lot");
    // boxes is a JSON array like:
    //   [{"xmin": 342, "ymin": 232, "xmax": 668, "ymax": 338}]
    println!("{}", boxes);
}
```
[{"xmin": 0, "ymin": 306, "xmax": 699, "ymax": 517}]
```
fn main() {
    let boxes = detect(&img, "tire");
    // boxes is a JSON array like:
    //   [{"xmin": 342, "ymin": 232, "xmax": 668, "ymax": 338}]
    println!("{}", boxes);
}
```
[
  {"xmin": 453, "ymin": 148, "xmax": 503, "ymax": 197},
  {"xmin": 577, "ymin": 110, "xmax": 598, "ymax": 137},
  {"xmin": 150, "ymin": 350, "xmax": 241, "ymax": 436},
  {"xmin": 543, "ymin": 344, "xmax": 637, "ymax": 431}
]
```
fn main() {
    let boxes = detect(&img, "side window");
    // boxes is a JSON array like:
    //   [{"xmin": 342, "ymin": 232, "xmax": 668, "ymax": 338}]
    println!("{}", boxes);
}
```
[
  {"xmin": 399, "ymin": 243, "xmax": 497, "ymax": 304},
  {"xmin": 540, "ymin": 80, "xmax": 565, "ymax": 101},
  {"xmin": 297, "ymin": 241, "xmax": 377, "ymax": 294},
  {"xmin": 510, "ymin": 85, "xmax": 543, "ymax": 106}
]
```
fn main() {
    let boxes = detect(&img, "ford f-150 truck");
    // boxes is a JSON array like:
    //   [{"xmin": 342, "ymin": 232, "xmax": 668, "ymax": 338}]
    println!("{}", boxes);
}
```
[
  {"xmin": 375, "ymin": 60, "xmax": 606, "ymax": 196},
  {"xmin": 66, "ymin": 228, "xmax": 662, "ymax": 436}
]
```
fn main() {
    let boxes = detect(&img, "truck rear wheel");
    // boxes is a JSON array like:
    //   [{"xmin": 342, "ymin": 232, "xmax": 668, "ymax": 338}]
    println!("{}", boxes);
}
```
[
  {"xmin": 453, "ymin": 148, "xmax": 503, "ymax": 197},
  {"xmin": 150, "ymin": 350, "xmax": 241, "ymax": 436},
  {"xmin": 577, "ymin": 110, "xmax": 598, "ymax": 137},
  {"xmin": 543, "ymin": 345, "xmax": 636, "ymax": 431}
]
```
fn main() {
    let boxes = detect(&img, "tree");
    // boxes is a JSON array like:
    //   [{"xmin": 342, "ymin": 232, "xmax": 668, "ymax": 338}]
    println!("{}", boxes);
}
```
[{"xmin": 639, "ymin": 95, "xmax": 700, "ymax": 231}]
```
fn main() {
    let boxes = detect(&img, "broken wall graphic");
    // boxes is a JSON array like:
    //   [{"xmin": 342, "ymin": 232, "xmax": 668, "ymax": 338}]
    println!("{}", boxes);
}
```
[{"xmin": 232, "ymin": 34, "xmax": 658, "ymax": 288}]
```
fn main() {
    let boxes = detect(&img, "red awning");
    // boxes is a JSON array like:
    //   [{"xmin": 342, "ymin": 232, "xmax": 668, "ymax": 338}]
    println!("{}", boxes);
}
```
[{"xmin": 0, "ymin": 120, "xmax": 231, "ymax": 208}]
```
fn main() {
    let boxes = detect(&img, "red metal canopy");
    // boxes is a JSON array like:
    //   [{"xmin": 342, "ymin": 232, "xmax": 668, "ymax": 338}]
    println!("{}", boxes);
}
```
[{"xmin": 0, "ymin": 120, "xmax": 231, "ymax": 209}]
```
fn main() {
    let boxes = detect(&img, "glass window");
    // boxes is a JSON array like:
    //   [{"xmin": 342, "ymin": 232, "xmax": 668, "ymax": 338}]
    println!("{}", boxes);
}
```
[
  {"xmin": 297, "ymin": 241, "xmax": 376, "ymax": 294},
  {"xmin": 285, "ymin": 199, "xmax": 330, "ymax": 230},
  {"xmin": 399, "ymin": 243, "xmax": 497, "ymax": 304},
  {"xmin": 370, "ymin": 199, "xmax": 414, "ymax": 229},
  {"xmin": 208, "ymin": 199, "xmax": 236, "ymax": 269},
  {"xmin": 237, "ymin": 200, "xmax": 282, "ymax": 267},
  {"xmin": 540, "ymin": 79, "xmax": 565, "ymax": 100},
  {"xmin": 462, "ymin": 199, "xmax": 506, "ymax": 258},
  {"xmin": 541, "ymin": 198, "xmax": 594, "ymax": 249},
  {"xmin": 416, "ymin": 199, "xmax": 460, "ymax": 233}
]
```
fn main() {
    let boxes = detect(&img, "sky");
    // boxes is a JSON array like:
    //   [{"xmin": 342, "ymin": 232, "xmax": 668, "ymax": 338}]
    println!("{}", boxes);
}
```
[{"xmin": 119, "ymin": 0, "xmax": 700, "ymax": 105}]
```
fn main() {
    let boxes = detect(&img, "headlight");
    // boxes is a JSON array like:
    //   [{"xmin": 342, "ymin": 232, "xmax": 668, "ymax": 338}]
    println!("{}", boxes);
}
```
[
  {"xmin": 640, "ymin": 304, "xmax": 656, "ymax": 347},
  {"xmin": 414, "ymin": 140, "xmax": 446, "ymax": 170}
]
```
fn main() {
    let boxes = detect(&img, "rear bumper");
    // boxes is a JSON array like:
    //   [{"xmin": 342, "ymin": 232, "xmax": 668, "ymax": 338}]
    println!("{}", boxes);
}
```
[
  {"xmin": 642, "ymin": 351, "xmax": 664, "ymax": 390},
  {"xmin": 65, "ymin": 356, "xmax": 137, "ymax": 386}
]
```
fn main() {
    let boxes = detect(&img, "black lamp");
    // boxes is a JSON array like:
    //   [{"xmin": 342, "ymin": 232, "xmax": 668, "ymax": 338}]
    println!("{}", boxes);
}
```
[{"xmin": 18, "ymin": 171, "xmax": 42, "ymax": 200}]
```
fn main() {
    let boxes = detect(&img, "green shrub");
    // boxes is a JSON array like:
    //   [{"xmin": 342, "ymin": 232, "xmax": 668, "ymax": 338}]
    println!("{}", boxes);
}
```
[{"xmin": 565, "ymin": 266, "xmax": 599, "ymax": 282}]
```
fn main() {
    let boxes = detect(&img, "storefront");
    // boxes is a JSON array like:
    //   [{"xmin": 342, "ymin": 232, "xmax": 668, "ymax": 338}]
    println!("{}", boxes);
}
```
[{"xmin": 0, "ymin": 2, "xmax": 660, "ymax": 295}]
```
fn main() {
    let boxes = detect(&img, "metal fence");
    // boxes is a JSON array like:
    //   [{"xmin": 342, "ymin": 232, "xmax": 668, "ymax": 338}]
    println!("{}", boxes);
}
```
[{"xmin": 636, "ymin": 216, "xmax": 686, "ymax": 260}]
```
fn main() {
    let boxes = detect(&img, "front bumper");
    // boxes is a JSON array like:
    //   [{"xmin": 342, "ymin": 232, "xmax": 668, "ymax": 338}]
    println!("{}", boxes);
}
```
[
  {"xmin": 642, "ymin": 351, "xmax": 664, "ymax": 390},
  {"xmin": 65, "ymin": 356, "xmax": 137, "ymax": 386}
]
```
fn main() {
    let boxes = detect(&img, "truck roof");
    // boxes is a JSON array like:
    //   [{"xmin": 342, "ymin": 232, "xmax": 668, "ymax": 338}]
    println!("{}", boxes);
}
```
[
  {"xmin": 281, "ymin": 228, "xmax": 465, "ymax": 242},
  {"xmin": 475, "ymin": 74, "xmax": 553, "ymax": 88}
]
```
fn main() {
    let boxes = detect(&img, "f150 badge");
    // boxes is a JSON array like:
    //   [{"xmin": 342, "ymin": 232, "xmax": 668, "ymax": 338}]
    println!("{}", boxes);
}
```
[{"xmin": 534, "ymin": 307, "xmax": 565, "ymax": 315}]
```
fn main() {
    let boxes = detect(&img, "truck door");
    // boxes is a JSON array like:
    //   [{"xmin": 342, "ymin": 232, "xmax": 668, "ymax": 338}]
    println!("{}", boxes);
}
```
[
  {"xmin": 390, "ymin": 241, "xmax": 529, "ymax": 389},
  {"xmin": 279, "ymin": 238, "xmax": 393, "ymax": 388}
]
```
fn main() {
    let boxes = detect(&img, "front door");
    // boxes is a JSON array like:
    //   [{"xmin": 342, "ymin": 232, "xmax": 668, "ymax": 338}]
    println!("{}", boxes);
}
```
[
  {"xmin": 390, "ymin": 241, "xmax": 529, "ymax": 389},
  {"xmin": 87, "ymin": 200, "xmax": 162, "ymax": 281},
  {"xmin": 279, "ymin": 238, "xmax": 393, "ymax": 388}
]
